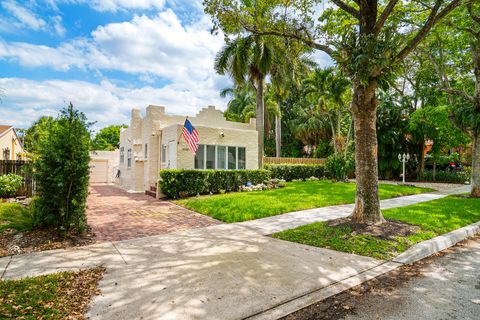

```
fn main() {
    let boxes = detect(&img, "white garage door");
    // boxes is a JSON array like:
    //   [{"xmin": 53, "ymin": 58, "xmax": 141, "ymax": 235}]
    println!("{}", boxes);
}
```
[{"xmin": 90, "ymin": 160, "xmax": 109, "ymax": 183}]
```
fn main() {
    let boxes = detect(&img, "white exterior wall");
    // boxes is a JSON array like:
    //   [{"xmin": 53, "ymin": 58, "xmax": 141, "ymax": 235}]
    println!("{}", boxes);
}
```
[
  {"xmin": 116, "ymin": 105, "xmax": 258, "ymax": 192},
  {"xmin": 89, "ymin": 150, "xmax": 119, "ymax": 184}
]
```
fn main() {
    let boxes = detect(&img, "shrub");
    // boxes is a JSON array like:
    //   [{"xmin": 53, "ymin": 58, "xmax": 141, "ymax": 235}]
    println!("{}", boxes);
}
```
[
  {"xmin": 33, "ymin": 104, "xmax": 91, "ymax": 233},
  {"xmin": 264, "ymin": 164, "xmax": 325, "ymax": 181},
  {"xmin": 325, "ymin": 154, "xmax": 355, "ymax": 181},
  {"xmin": 0, "ymin": 198, "xmax": 40, "ymax": 232},
  {"xmin": 159, "ymin": 169, "xmax": 271, "ymax": 198},
  {"xmin": 418, "ymin": 170, "xmax": 471, "ymax": 184},
  {"xmin": 0, "ymin": 174, "xmax": 23, "ymax": 198}
]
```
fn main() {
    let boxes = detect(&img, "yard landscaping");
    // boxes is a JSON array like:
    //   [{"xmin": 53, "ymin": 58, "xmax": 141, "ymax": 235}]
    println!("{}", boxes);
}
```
[
  {"xmin": 0, "ymin": 267, "xmax": 104, "ymax": 320},
  {"xmin": 175, "ymin": 180, "xmax": 431, "ymax": 223},
  {"xmin": 272, "ymin": 195, "xmax": 480, "ymax": 260},
  {"xmin": 0, "ymin": 202, "xmax": 95, "ymax": 258}
]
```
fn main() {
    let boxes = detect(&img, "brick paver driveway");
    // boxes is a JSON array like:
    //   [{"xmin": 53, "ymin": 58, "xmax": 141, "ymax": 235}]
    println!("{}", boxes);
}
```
[{"xmin": 87, "ymin": 185, "xmax": 221, "ymax": 242}]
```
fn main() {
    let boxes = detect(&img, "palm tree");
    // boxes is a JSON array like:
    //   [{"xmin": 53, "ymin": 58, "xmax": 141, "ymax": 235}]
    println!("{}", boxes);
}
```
[
  {"xmin": 270, "ymin": 51, "xmax": 315, "ymax": 157},
  {"xmin": 215, "ymin": 34, "xmax": 274, "ymax": 168},
  {"xmin": 303, "ymin": 68, "xmax": 351, "ymax": 156},
  {"xmin": 220, "ymin": 85, "xmax": 256, "ymax": 123}
]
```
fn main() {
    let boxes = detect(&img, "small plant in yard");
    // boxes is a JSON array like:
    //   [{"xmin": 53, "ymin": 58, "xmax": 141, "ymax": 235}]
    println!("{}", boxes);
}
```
[
  {"xmin": 325, "ymin": 154, "xmax": 354, "ymax": 182},
  {"xmin": 0, "ymin": 199, "xmax": 40, "ymax": 232},
  {"xmin": 34, "ymin": 103, "xmax": 91, "ymax": 233},
  {"xmin": 0, "ymin": 174, "xmax": 23, "ymax": 198}
]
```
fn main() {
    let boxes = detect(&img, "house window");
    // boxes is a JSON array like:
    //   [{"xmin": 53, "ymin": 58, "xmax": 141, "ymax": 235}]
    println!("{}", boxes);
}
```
[
  {"xmin": 217, "ymin": 146, "xmax": 226, "ymax": 169},
  {"xmin": 2, "ymin": 148, "xmax": 10, "ymax": 160},
  {"xmin": 194, "ymin": 145, "xmax": 246, "ymax": 170},
  {"xmin": 120, "ymin": 147, "xmax": 124, "ymax": 164},
  {"xmin": 127, "ymin": 149, "xmax": 132, "ymax": 168},
  {"xmin": 227, "ymin": 146, "xmax": 236, "ymax": 170},
  {"xmin": 161, "ymin": 144, "xmax": 167, "ymax": 162},
  {"xmin": 206, "ymin": 145, "xmax": 216, "ymax": 169},
  {"xmin": 194, "ymin": 145, "xmax": 205, "ymax": 169},
  {"xmin": 238, "ymin": 147, "xmax": 246, "ymax": 169},
  {"xmin": 144, "ymin": 144, "xmax": 148, "ymax": 159}
]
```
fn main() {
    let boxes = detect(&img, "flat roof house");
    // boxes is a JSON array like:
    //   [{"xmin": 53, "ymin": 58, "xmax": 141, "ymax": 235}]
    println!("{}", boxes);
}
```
[
  {"xmin": 0, "ymin": 125, "xmax": 26, "ymax": 161},
  {"xmin": 116, "ymin": 105, "xmax": 258, "ymax": 194}
]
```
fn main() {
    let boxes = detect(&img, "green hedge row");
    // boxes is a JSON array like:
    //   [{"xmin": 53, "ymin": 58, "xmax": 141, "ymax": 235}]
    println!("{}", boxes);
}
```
[
  {"xmin": 159, "ymin": 169, "xmax": 271, "ymax": 198},
  {"xmin": 417, "ymin": 170, "xmax": 471, "ymax": 184},
  {"xmin": 264, "ymin": 164, "xmax": 326, "ymax": 182}
]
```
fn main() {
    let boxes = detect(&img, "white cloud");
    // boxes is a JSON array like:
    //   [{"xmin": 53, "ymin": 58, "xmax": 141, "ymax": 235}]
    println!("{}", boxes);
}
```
[
  {"xmin": 51, "ymin": 15, "xmax": 66, "ymax": 36},
  {"xmin": 0, "ymin": 77, "xmax": 227, "ymax": 131},
  {"xmin": 0, "ymin": 10, "xmax": 224, "ymax": 81},
  {"xmin": 2, "ymin": 0, "xmax": 47, "ymax": 31},
  {"xmin": 53, "ymin": 0, "xmax": 167, "ymax": 12}
]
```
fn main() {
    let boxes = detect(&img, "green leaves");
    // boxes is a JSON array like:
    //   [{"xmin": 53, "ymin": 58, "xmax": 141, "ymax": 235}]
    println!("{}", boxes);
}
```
[
  {"xmin": 90, "ymin": 124, "xmax": 127, "ymax": 151},
  {"xmin": 33, "ymin": 103, "xmax": 91, "ymax": 233}
]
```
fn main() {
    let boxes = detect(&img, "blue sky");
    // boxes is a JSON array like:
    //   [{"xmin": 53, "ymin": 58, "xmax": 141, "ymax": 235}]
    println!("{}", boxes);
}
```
[{"xmin": 0, "ymin": 0, "xmax": 330, "ymax": 131}]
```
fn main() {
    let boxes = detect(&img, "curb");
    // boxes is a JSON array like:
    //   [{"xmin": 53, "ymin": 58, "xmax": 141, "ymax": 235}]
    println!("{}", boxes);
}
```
[
  {"xmin": 246, "ymin": 220, "xmax": 480, "ymax": 320},
  {"xmin": 393, "ymin": 221, "xmax": 480, "ymax": 264}
]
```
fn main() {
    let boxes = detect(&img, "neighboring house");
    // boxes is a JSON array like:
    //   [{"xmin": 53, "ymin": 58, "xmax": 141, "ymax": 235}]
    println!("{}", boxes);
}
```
[
  {"xmin": 0, "ymin": 125, "xmax": 26, "ymax": 161},
  {"xmin": 117, "ymin": 105, "xmax": 258, "ymax": 194},
  {"xmin": 90, "ymin": 150, "xmax": 119, "ymax": 184}
]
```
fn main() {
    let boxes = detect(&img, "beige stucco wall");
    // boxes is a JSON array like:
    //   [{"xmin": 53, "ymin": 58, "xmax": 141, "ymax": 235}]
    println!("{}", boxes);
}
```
[
  {"xmin": 0, "ymin": 128, "xmax": 26, "ymax": 160},
  {"xmin": 116, "ymin": 105, "xmax": 258, "ymax": 192}
]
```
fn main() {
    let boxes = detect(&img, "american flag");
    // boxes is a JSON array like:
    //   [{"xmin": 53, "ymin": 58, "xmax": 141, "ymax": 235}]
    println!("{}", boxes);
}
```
[{"xmin": 182, "ymin": 119, "xmax": 199, "ymax": 155}]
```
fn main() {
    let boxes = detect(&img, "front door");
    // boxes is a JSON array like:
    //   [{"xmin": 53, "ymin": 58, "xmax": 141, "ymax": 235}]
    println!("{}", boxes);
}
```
[{"xmin": 168, "ymin": 140, "xmax": 176, "ymax": 168}]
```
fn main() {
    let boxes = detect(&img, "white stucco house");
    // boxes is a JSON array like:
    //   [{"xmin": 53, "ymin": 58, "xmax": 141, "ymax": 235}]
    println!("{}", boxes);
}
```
[{"xmin": 116, "ymin": 105, "xmax": 258, "ymax": 194}]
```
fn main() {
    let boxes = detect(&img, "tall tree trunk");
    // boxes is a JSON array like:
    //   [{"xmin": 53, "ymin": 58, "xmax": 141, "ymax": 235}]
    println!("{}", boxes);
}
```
[
  {"xmin": 256, "ymin": 78, "xmax": 264, "ymax": 168},
  {"xmin": 471, "ymin": 130, "xmax": 480, "ymax": 197},
  {"xmin": 350, "ymin": 81, "xmax": 384, "ymax": 224},
  {"xmin": 275, "ymin": 109, "xmax": 281, "ymax": 158}
]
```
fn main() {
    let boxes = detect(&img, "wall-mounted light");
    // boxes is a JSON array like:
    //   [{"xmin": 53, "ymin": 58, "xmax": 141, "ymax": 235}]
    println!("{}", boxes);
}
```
[{"xmin": 220, "ymin": 130, "xmax": 224, "ymax": 138}]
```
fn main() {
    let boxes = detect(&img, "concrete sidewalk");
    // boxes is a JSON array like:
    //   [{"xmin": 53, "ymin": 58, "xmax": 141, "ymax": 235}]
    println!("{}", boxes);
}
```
[{"xmin": 0, "ymin": 187, "xmax": 471, "ymax": 320}]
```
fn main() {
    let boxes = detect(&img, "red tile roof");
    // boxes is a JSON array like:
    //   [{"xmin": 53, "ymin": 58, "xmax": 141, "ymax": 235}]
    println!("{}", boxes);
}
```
[{"xmin": 0, "ymin": 125, "xmax": 13, "ymax": 136}]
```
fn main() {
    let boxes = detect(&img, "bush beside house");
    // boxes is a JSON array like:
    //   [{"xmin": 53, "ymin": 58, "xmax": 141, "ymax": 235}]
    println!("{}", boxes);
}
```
[{"xmin": 160, "ymin": 169, "xmax": 271, "ymax": 198}]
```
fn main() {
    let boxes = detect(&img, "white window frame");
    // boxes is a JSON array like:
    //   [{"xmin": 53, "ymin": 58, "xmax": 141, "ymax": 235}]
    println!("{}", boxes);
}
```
[{"xmin": 194, "ymin": 145, "xmax": 246, "ymax": 170}]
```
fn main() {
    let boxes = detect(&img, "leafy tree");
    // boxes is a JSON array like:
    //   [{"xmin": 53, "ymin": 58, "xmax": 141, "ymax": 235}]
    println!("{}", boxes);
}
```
[
  {"xmin": 91, "ymin": 124, "xmax": 127, "ymax": 151},
  {"xmin": 205, "ymin": 0, "xmax": 464, "ymax": 224},
  {"xmin": 410, "ymin": 105, "xmax": 469, "ymax": 179},
  {"xmin": 422, "ymin": 2, "xmax": 480, "ymax": 196},
  {"xmin": 34, "ymin": 103, "xmax": 91, "ymax": 233},
  {"xmin": 23, "ymin": 116, "xmax": 55, "ymax": 155}
]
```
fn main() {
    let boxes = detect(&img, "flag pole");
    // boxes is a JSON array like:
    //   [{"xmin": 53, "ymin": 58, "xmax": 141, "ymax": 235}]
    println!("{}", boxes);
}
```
[{"xmin": 177, "ymin": 116, "xmax": 188, "ymax": 145}]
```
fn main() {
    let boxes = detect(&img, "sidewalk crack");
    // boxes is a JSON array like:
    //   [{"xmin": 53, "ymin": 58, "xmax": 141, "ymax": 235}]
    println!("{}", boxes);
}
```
[
  {"xmin": 1, "ymin": 256, "xmax": 12, "ymax": 279},
  {"xmin": 112, "ymin": 242, "xmax": 128, "ymax": 265}
]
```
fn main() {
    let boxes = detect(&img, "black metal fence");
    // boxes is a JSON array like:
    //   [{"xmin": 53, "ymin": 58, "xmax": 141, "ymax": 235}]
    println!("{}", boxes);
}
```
[{"xmin": 0, "ymin": 160, "xmax": 34, "ymax": 197}]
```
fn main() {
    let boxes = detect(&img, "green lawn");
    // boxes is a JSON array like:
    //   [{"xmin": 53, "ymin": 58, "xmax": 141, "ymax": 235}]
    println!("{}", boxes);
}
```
[
  {"xmin": 0, "ymin": 268, "xmax": 103, "ymax": 319},
  {"xmin": 176, "ymin": 180, "xmax": 430, "ymax": 223},
  {"xmin": 273, "ymin": 195, "xmax": 480, "ymax": 260}
]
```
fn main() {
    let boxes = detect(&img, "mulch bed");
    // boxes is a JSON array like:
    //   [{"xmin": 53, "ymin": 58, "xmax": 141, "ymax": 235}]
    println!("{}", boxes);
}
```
[
  {"xmin": 326, "ymin": 217, "xmax": 421, "ymax": 240},
  {"xmin": 0, "ymin": 227, "xmax": 96, "ymax": 258},
  {"xmin": 280, "ymin": 236, "xmax": 477, "ymax": 320},
  {"xmin": 0, "ymin": 266, "xmax": 105, "ymax": 320}
]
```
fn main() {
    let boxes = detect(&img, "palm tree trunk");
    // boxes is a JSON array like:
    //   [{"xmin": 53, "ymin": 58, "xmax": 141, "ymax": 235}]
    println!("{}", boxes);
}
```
[
  {"xmin": 350, "ymin": 80, "xmax": 384, "ymax": 224},
  {"xmin": 275, "ymin": 111, "xmax": 281, "ymax": 158},
  {"xmin": 256, "ymin": 78, "xmax": 264, "ymax": 168}
]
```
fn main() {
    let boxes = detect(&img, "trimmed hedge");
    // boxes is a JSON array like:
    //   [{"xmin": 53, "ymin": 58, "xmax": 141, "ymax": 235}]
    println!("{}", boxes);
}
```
[
  {"xmin": 159, "ymin": 169, "xmax": 271, "ymax": 198},
  {"xmin": 417, "ymin": 170, "xmax": 471, "ymax": 184},
  {"xmin": 264, "ymin": 164, "xmax": 325, "ymax": 182}
]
